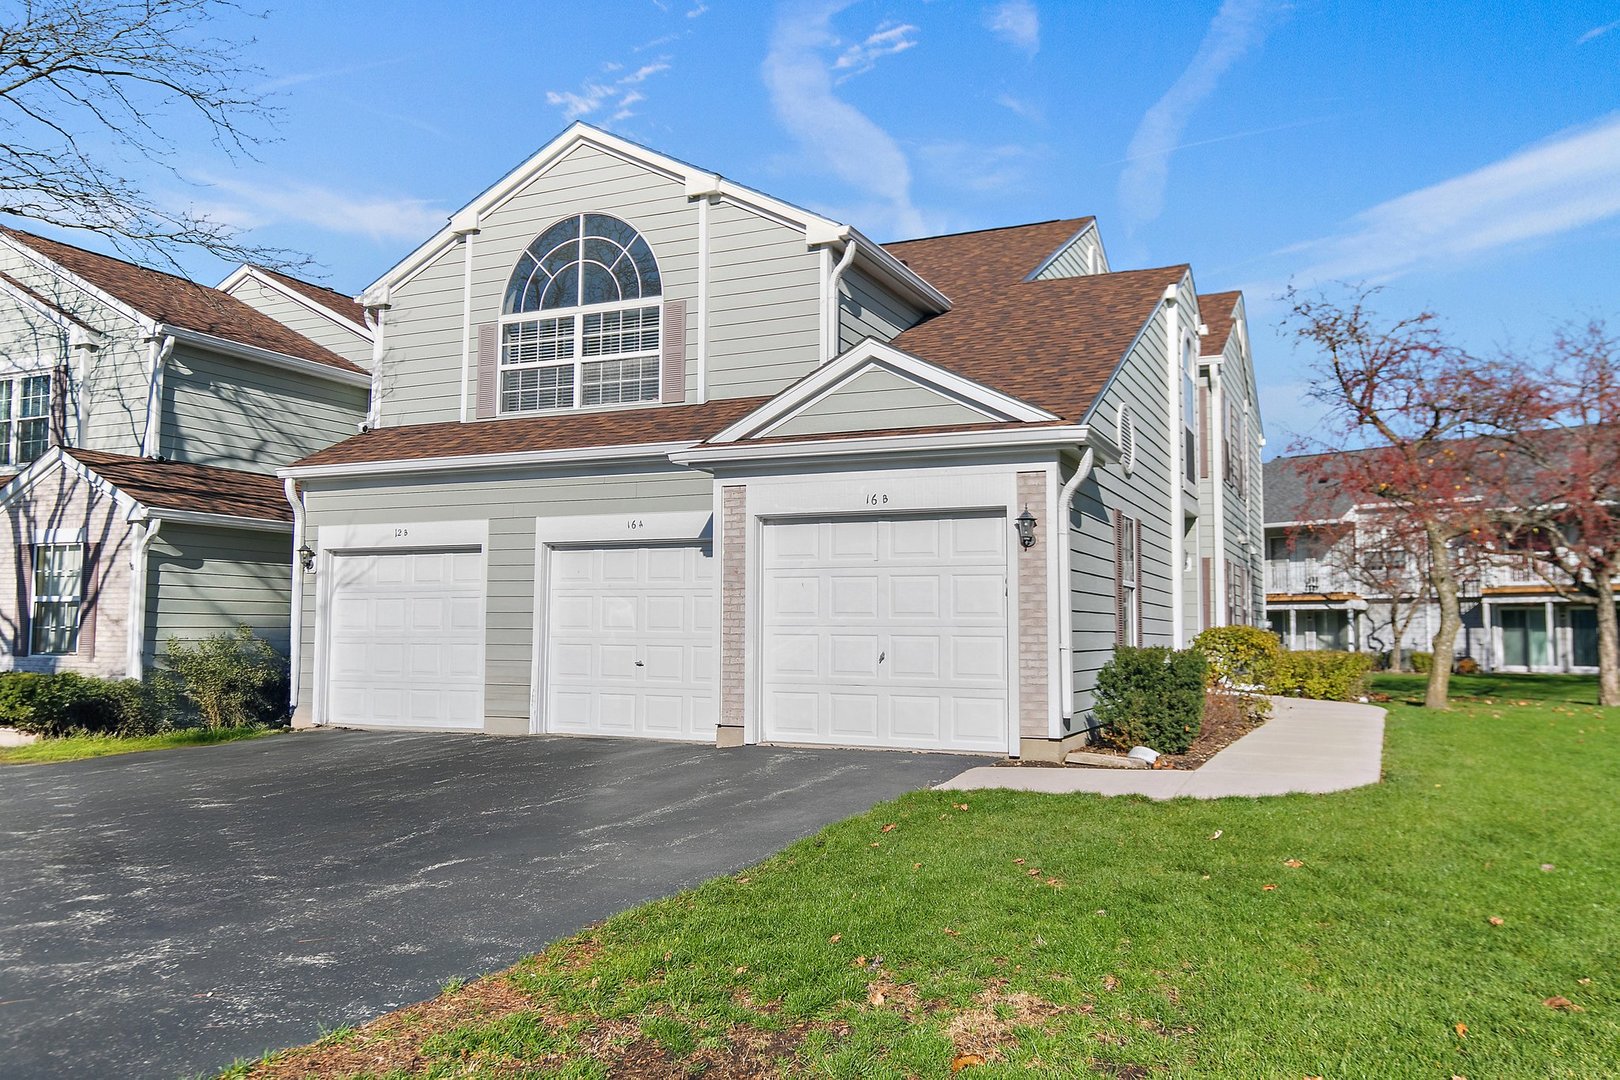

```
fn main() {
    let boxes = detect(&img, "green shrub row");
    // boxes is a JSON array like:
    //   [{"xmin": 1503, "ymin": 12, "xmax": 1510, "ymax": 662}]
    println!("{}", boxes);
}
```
[
  {"xmin": 0, "ymin": 626, "xmax": 288, "ymax": 738},
  {"xmin": 1267, "ymin": 650, "xmax": 1373, "ymax": 702}
]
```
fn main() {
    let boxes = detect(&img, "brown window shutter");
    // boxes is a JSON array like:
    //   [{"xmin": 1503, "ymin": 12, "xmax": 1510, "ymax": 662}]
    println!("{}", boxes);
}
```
[
  {"xmin": 14, "ymin": 543, "xmax": 31, "ymax": 655},
  {"xmin": 1201, "ymin": 556, "xmax": 1213, "ymax": 629},
  {"xmin": 79, "ymin": 542, "xmax": 101, "ymax": 659},
  {"xmin": 475, "ymin": 323, "xmax": 499, "ymax": 420},
  {"xmin": 1198, "ymin": 385, "xmax": 1210, "ymax": 478},
  {"xmin": 1113, "ymin": 510, "xmax": 1126, "ymax": 645},
  {"xmin": 1133, "ymin": 517, "xmax": 1143, "ymax": 646},
  {"xmin": 660, "ymin": 299, "xmax": 687, "ymax": 404},
  {"xmin": 51, "ymin": 369, "xmax": 69, "ymax": 447}
]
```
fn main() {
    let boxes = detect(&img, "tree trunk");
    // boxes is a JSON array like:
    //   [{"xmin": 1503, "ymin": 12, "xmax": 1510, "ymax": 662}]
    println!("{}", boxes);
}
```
[
  {"xmin": 1595, "ymin": 572, "xmax": 1620, "ymax": 708},
  {"xmin": 1387, "ymin": 598, "xmax": 1406, "ymax": 672},
  {"xmin": 1425, "ymin": 525, "xmax": 1458, "ymax": 709}
]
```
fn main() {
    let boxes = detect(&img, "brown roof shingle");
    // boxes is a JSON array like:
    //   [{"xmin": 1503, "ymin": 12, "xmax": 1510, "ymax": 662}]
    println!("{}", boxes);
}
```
[
  {"xmin": 884, "ymin": 219, "xmax": 1094, "ymax": 299},
  {"xmin": 1199, "ymin": 291, "xmax": 1241, "ymax": 353},
  {"xmin": 292, "ymin": 397, "xmax": 768, "ymax": 469},
  {"xmin": 67, "ymin": 449, "xmax": 293, "ymax": 522},
  {"xmin": 0, "ymin": 228, "xmax": 365, "ymax": 375},
  {"xmin": 255, "ymin": 267, "xmax": 371, "ymax": 328}
]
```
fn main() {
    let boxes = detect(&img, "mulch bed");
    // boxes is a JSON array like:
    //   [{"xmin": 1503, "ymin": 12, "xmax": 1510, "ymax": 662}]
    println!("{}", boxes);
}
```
[{"xmin": 1000, "ymin": 693, "xmax": 1267, "ymax": 771}]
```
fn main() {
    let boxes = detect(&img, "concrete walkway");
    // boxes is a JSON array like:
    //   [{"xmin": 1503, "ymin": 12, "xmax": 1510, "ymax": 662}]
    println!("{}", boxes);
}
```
[{"xmin": 938, "ymin": 696, "xmax": 1386, "ymax": 798}]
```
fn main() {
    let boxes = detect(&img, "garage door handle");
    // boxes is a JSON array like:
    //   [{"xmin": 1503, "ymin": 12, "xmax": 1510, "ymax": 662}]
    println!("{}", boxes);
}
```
[
  {"xmin": 635, "ymin": 659, "xmax": 645, "ymax": 667},
  {"xmin": 878, "ymin": 651, "xmax": 885, "ymax": 664}
]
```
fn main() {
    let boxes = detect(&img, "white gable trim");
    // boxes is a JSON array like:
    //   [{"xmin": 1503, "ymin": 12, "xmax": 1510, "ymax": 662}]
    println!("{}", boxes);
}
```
[
  {"xmin": 0, "ymin": 234, "xmax": 156, "ymax": 335},
  {"xmin": 1025, "ymin": 220, "xmax": 1108, "ymax": 280},
  {"xmin": 708, "ymin": 338, "xmax": 1057, "ymax": 445},
  {"xmin": 217, "ymin": 266, "xmax": 373, "ymax": 342},
  {"xmin": 0, "ymin": 447, "xmax": 138, "ymax": 515}
]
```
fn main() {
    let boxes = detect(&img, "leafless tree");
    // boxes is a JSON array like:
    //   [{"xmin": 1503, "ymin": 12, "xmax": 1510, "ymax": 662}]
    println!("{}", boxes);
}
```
[{"xmin": 0, "ymin": 0, "xmax": 304, "ymax": 269}]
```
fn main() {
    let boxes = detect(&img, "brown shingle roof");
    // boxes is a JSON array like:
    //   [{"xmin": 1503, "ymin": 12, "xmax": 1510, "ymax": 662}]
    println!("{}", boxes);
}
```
[
  {"xmin": 255, "ymin": 267, "xmax": 370, "ymax": 328},
  {"xmin": 884, "ymin": 219, "xmax": 1094, "ymax": 299},
  {"xmin": 0, "ymin": 228, "xmax": 365, "ymax": 375},
  {"xmin": 0, "ymin": 270, "xmax": 96, "ymax": 330},
  {"xmin": 1199, "ymin": 291, "xmax": 1241, "ymax": 353},
  {"xmin": 292, "ymin": 397, "xmax": 768, "ymax": 469},
  {"xmin": 67, "ymin": 449, "xmax": 292, "ymax": 522}
]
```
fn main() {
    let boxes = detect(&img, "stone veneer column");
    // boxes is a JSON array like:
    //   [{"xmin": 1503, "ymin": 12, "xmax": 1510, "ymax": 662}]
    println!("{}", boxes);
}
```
[
  {"xmin": 1016, "ymin": 471, "xmax": 1049, "ymax": 741},
  {"xmin": 717, "ymin": 484, "xmax": 747, "ymax": 747}
]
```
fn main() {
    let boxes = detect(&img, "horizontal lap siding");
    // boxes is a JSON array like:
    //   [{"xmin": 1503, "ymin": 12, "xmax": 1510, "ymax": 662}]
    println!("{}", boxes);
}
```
[
  {"xmin": 159, "ymin": 346, "xmax": 369, "ymax": 472},
  {"xmin": 1219, "ymin": 330, "xmax": 1264, "ymax": 621},
  {"xmin": 771, "ymin": 367, "xmax": 988, "ymax": 437},
  {"xmin": 838, "ymin": 268, "xmax": 924, "ymax": 352},
  {"xmin": 1070, "ymin": 311, "xmax": 1172, "ymax": 721},
  {"xmin": 1033, "ymin": 228, "xmax": 1106, "ymax": 280},
  {"xmin": 377, "ymin": 247, "xmax": 466, "ymax": 426},
  {"xmin": 146, "ymin": 523, "xmax": 292, "ymax": 661},
  {"xmin": 298, "ymin": 466, "xmax": 713, "ymax": 721},
  {"xmin": 705, "ymin": 200, "xmax": 820, "ymax": 397},
  {"xmin": 226, "ymin": 277, "xmax": 372, "ymax": 368}
]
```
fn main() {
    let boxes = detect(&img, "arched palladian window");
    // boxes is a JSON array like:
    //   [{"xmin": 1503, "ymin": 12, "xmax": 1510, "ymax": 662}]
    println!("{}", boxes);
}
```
[{"xmin": 499, "ymin": 213, "xmax": 663, "ymax": 412}]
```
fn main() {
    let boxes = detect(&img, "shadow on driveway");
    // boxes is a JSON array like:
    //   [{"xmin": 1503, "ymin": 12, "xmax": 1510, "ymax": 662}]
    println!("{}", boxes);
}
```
[{"xmin": 0, "ymin": 730, "xmax": 977, "ymax": 1079}]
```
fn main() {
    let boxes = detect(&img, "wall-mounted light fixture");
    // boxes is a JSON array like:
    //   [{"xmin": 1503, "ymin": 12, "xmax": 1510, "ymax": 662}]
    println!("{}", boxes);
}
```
[
  {"xmin": 298, "ymin": 544, "xmax": 316, "ymax": 572},
  {"xmin": 1016, "ymin": 506, "xmax": 1038, "ymax": 549}
]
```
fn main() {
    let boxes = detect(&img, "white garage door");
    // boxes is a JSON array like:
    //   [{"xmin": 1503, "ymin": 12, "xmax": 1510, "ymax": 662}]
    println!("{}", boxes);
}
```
[
  {"xmin": 326, "ymin": 549, "xmax": 485, "ymax": 728},
  {"xmin": 544, "ymin": 544, "xmax": 715, "ymax": 741},
  {"xmin": 762, "ymin": 513, "xmax": 1010, "ymax": 753}
]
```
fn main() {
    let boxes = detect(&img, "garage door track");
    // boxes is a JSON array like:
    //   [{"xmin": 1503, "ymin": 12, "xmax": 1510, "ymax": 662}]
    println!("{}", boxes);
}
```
[{"xmin": 0, "ymin": 730, "xmax": 975, "ymax": 1079}]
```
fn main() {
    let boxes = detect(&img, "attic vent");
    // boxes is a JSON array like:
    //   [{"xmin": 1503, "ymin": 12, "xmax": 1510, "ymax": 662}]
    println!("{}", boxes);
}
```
[{"xmin": 1118, "ymin": 405, "xmax": 1138, "ymax": 475}]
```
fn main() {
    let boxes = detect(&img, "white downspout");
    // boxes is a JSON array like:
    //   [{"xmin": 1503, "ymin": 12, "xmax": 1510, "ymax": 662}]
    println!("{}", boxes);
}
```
[
  {"xmin": 284, "ymin": 477, "xmax": 308, "ymax": 723},
  {"xmin": 1210, "ymin": 362, "xmax": 1227, "ymax": 623},
  {"xmin": 454, "ymin": 222, "xmax": 479, "ymax": 423},
  {"xmin": 126, "ymin": 514, "xmax": 161, "ymax": 680},
  {"xmin": 1163, "ymin": 283, "xmax": 1185, "ymax": 648},
  {"xmin": 364, "ymin": 303, "xmax": 388, "ymax": 429},
  {"xmin": 824, "ymin": 239, "xmax": 858, "ymax": 362},
  {"xmin": 141, "ymin": 333, "xmax": 175, "ymax": 458},
  {"xmin": 1058, "ymin": 447, "xmax": 1097, "ymax": 726}
]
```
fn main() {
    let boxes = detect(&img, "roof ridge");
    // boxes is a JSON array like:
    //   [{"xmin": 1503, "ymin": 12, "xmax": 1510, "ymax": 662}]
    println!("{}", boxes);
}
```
[
  {"xmin": 1, "ymin": 226, "xmax": 214, "ymax": 292},
  {"xmin": 884, "ymin": 217, "xmax": 1090, "ymax": 246}
]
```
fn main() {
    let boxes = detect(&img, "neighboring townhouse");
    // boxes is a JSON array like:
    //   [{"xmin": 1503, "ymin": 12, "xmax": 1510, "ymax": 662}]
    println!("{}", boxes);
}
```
[
  {"xmin": 1263, "ymin": 450, "xmax": 1606, "ymax": 673},
  {"xmin": 0, "ymin": 228, "xmax": 372, "ymax": 680},
  {"xmin": 281, "ymin": 123, "xmax": 1265, "ymax": 758}
]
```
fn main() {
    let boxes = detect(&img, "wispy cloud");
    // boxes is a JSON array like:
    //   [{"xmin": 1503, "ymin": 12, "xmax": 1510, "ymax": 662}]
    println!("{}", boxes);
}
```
[
  {"xmin": 546, "ymin": 59, "xmax": 673, "ymax": 122},
  {"xmin": 250, "ymin": 56, "xmax": 411, "ymax": 96},
  {"xmin": 200, "ymin": 176, "xmax": 450, "ymax": 243},
  {"xmin": 918, "ymin": 141, "xmax": 1044, "ymax": 194},
  {"xmin": 996, "ymin": 93, "xmax": 1042, "ymax": 122},
  {"xmin": 1118, "ymin": 0, "xmax": 1285, "ymax": 228},
  {"xmin": 687, "ymin": 1, "xmax": 710, "ymax": 17},
  {"xmin": 1279, "ymin": 113, "xmax": 1620, "ymax": 284},
  {"xmin": 984, "ymin": 1, "xmax": 1039, "ymax": 54},
  {"xmin": 762, "ymin": 1, "xmax": 926, "ymax": 237},
  {"xmin": 1578, "ymin": 18, "xmax": 1620, "ymax": 44},
  {"xmin": 1099, "ymin": 114, "xmax": 1341, "ymax": 167},
  {"xmin": 832, "ymin": 22, "xmax": 920, "ymax": 79}
]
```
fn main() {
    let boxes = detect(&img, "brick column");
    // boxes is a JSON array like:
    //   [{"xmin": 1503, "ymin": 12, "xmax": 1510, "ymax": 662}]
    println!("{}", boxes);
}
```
[
  {"xmin": 718, "ymin": 485, "xmax": 747, "ymax": 747},
  {"xmin": 1016, "ymin": 471, "xmax": 1049, "ymax": 740}
]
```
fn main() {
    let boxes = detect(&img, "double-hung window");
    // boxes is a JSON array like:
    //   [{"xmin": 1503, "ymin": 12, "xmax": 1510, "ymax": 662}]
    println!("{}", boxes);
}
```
[
  {"xmin": 30, "ymin": 542, "xmax": 83, "ymax": 655},
  {"xmin": 0, "ymin": 373, "xmax": 52, "ymax": 467},
  {"xmin": 499, "ymin": 214, "xmax": 662, "ymax": 414}
]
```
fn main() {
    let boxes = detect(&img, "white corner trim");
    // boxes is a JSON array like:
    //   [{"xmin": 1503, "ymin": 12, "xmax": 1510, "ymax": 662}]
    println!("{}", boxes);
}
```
[
  {"xmin": 32, "ymin": 527, "xmax": 87, "ymax": 545},
  {"xmin": 144, "ymin": 508, "xmax": 294, "ymax": 533},
  {"xmin": 533, "ymin": 509, "xmax": 712, "ymax": 546},
  {"xmin": 217, "ymin": 265, "xmax": 374, "ymax": 341},
  {"xmin": 159, "ymin": 325, "xmax": 372, "ymax": 388},
  {"xmin": 709, "ymin": 339, "xmax": 1058, "ymax": 444},
  {"xmin": 317, "ymin": 518, "xmax": 489, "ymax": 552},
  {"xmin": 280, "ymin": 440, "xmax": 697, "ymax": 481}
]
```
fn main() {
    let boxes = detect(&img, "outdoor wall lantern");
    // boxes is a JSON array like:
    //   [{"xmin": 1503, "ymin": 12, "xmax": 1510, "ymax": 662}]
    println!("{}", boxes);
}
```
[
  {"xmin": 298, "ymin": 544, "xmax": 317, "ymax": 572},
  {"xmin": 1016, "ymin": 506, "xmax": 1038, "ymax": 549}
]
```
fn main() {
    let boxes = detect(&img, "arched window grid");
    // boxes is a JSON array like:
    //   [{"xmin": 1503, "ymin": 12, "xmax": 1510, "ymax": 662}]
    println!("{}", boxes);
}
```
[{"xmin": 498, "ymin": 213, "xmax": 664, "ymax": 414}]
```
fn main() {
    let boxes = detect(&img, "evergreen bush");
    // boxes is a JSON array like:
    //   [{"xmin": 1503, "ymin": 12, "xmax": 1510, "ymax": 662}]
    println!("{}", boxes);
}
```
[
  {"xmin": 1095, "ymin": 646, "xmax": 1208, "ymax": 754},
  {"xmin": 1191, "ymin": 625, "xmax": 1281, "ymax": 688}
]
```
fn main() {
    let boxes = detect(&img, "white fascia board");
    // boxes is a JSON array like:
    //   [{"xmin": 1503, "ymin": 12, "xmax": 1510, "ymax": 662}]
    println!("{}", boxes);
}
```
[
  {"xmin": 838, "ymin": 228, "xmax": 951, "ymax": 313},
  {"xmin": 0, "ymin": 275, "xmax": 90, "ymax": 339},
  {"xmin": 1023, "ymin": 220, "xmax": 1100, "ymax": 281},
  {"xmin": 673, "ymin": 425, "xmax": 1093, "ymax": 468},
  {"xmin": 159, "ymin": 325, "xmax": 372, "ymax": 388},
  {"xmin": 144, "ymin": 507, "xmax": 294, "ymax": 533},
  {"xmin": 280, "ymin": 440, "xmax": 697, "ymax": 481},
  {"xmin": 0, "ymin": 447, "xmax": 135, "ymax": 515},
  {"xmin": 0, "ymin": 234, "xmax": 156, "ymax": 335},
  {"xmin": 217, "ymin": 265, "xmax": 374, "ymax": 342},
  {"xmin": 710, "ymin": 338, "xmax": 1057, "ymax": 444}
]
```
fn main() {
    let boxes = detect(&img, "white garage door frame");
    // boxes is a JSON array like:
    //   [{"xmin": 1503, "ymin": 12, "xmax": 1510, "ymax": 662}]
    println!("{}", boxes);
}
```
[
  {"xmin": 530, "ymin": 510, "xmax": 715, "ymax": 736},
  {"xmin": 735, "ymin": 463, "xmax": 1054, "ymax": 758},
  {"xmin": 312, "ymin": 518, "xmax": 490, "ymax": 729}
]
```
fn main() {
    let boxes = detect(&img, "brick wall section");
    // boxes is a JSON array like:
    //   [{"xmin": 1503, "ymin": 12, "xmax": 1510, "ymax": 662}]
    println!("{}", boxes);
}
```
[
  {"xmin": 0, "ymin": 464, "xmax": 134, "ymax": 679},
  {"xmin": 719, "ymin": 485, "xmax": 747, "ymax": 740},
  {"xmin": 1016, "ymin": 470, "xmax": 1049, "ymax": 738}
]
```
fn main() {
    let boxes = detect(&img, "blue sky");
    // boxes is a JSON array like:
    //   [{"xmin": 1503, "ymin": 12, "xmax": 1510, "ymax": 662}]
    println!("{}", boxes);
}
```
[{"xmin": 24, "ymin": 1, "xmax": 1620, "ymax": 452}]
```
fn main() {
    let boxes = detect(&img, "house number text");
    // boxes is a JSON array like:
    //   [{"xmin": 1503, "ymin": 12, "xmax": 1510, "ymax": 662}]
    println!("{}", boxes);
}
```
[
  {"xmin": 627, "ymin": 518, "xmax": 645, "ymax": 530},
  {"xmin": 394, "ymin": 528, "xmax": 409, "ymax": 538},
  {"xmin": 864, "ymin": 493, "xmax": 889, "ymax": 506}
]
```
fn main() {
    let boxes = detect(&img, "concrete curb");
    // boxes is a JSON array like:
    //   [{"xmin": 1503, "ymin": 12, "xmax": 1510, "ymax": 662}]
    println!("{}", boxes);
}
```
[{"xmin": 936, "ymin": 696, "xmax": 1386, "ymax": 799}]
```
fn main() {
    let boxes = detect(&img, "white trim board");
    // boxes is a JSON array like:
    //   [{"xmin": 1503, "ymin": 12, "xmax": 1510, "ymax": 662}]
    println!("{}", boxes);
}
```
[
  {"xmin": 216, "ymin": 265, "xmax": 374, "ymax": 342},
  {"xmin": 281, "ymin": 441, "xmax": 698, "ymax": 481}
]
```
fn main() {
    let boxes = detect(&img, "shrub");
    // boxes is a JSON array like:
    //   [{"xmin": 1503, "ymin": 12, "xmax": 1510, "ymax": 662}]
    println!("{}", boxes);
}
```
[
  {"xmin": 155, "ymin": 625, "xmax": 289, "ymax": 730},
  {"xmin": 0, "ymin": 671, "xmax": 158, "ymax": 737},
  {"xmin": 1455, "ymin": 656, "xmax": 1480, "ymax": 675},
  {"xmin": 1269, "ymin": 650, "xmax": 1374, "ymax": 702},
  {"xmin": 1095, "ymin": 646, "xmax": 1207, "ymax": 754},
  {"xmin": 1410, "ymin": 651, "xmax": 1434, "ymax": 673},
  {"xmin": 1192, "ymin": 626, "xmax": 1281, "ymax": 688}
]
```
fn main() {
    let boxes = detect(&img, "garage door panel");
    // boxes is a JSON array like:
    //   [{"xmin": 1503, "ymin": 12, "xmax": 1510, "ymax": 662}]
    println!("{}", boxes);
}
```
[
  {"xmin": 552, "ymin": 595, "xmax": 593, "ymax": 631},
  {"xmin": 830, "ymin": 634, "xmax": 879, "ymax": 677},
  {"xmin": 952, "ymin": 576, "xmax": 1005, "ymax": 620},
  {"xmin": 768, "ymin": 575, "xmax": 819, "ymax": 619},
  {"xmin": 890, "ymin": 575, "xmax": 942, "ymax": 618},
  {"xmin": 951, "ymin": 636, "xmax": 1006, "ymax": 681},
  {"xmin": 888, "ymin": 635, "xmax": 940, "ymax": 679},
  {"xmin": 830, "ymin": 575, "xmax": 879, "ymax": 618},
  {"xmin": 890, "ymin": 695, "xmax": 942, "ymax": 740},
  {"xmin": 829, "ymin": 693, "xmax": 879, "ymax": 736},
  {"xmin": 888, "ymin": 517, "xmax": 943, "ymax": 559},
  {"xmin": 952, "ymin": 698, "xmax": 1006, "ymax": 746},
  {"xmin": 766, "ymin": 634, "xmax": 817, "ymax": 677},
  {"xmin": 831, "ymin": 520, "xmax": 879, "ymax": 559}
]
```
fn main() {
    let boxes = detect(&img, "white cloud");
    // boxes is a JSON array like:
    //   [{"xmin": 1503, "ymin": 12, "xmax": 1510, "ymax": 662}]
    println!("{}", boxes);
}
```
[
  {"xmin": 1279, "ymin": 114, "xmax": 1620, "ymax": 285},
  {"xmin": 1578, "ymin": 18, "xmax": 1620, "ymax": 44},
  {"xmin": 762, "ymin": 1, "xmax": 926, "ymax": 237},
  {"xmin": 918, "ymin": 141, "xmax": 1043, "ymax": 194},
  {"xmin": 984, "ymin": 1, "xmax": 1039, "ymax": 54},
  {"xmin": 995, "ymin": 93, "xmax": 1042, "ymax": 122},
  {"xmin": 832, "ymin": 22, "xmax": 920, "ymax": 79},
  {"xmin": 687, "ymin": 1, "xmax": 710, "ymax": 17},
  {"xmin": 1118, "ymin": 0, "xmax": 1284, "ymax": 227},
  {"xmin": 546, "ymin": 60, "xmax": 673, "ymax": 121},
  {"xmin": 201, "ymin": 176, "xmax": 450, "ymax": 243}
]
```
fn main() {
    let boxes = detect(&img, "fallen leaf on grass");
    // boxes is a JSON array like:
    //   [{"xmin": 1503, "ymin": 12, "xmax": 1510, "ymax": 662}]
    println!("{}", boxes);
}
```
[
  {"xmin": 951, "ymin": 1053, "xmax": 986, "ymax": 1071},
  {"xmin": 1262, "ymin": 884, "xmax": 1278, "ymax": 891},
  {"xmin": 828, "ymin": 933, "xmax": 842, "ymax": 944},
  {"xmin": 1045, "ymin": 878, "xmax": 1064, "ymax": 888},
  {"xmin": 1540, "ymin": 863, "xmax": 1556, "ymax": 872},
  {"xmin": 1283, "ymin": 859, "xmax": 1304, "ymax": 869},
  {"xmin": 1543, "ymin": 996, "xmax": 1583, "ymax": 1012},
  {"xmin": 1455, "ymin": 1023, "xmax": 1468, "ymax": 1037},
  {"xmin": 1013, "ymin": 858, "xmax": 1026, "ymax": 865},
  {"xmin": 913, "ymin": 862, "xmax": 922, "ymax": 870},
  {"xmin": 943, "ymin": 927, "xmax": 960, "ymax": 936},
  {"xmin": 1027, "ymin": 868, "xmax": 1042, "ymax": 877},
  {"xmin": 736, "ymin": 877, "xmax": 751, "ymax": 884},
  {"xmin": 1209, "ymin": 830, "xmax": 1223, "ymax": 840},
  {"xmin": 1488, "ymin": 916, "xmax": 1505, "ymax": 927},
  {"xmin": 853, "ymin": 956, "xmax": 868, "ymax": 967},
  {"xmin": 881, "ymin": 823, "xmax": 898, "ymax": 833},
  {"xmin": 869, "ymin": 987, "xmax": 886, "ymax": 1007},
  {"xmin": 1578, "ymin": 978, "xmax": 1592, "ymax": 985},
  {"xmin": 953, "ymin": 803, "xmax": 970, "ymax": 811},
  {"xmin": 870, "ymin": 842, "xmax": 881, "ymax": 848},
  {"xmin": 1101, "ymin": 974, "xmax": 1119, "ymax": 991}
]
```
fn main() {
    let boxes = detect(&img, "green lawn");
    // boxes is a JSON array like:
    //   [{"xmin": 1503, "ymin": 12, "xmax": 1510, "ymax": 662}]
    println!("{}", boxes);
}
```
[
  {"xmin": 238, "ymin": 675, "xmax": 1617, "ymax": 1078},
  {"xmin": 0, "ymin": 725, "xmax": 280, "ymax": 765}
]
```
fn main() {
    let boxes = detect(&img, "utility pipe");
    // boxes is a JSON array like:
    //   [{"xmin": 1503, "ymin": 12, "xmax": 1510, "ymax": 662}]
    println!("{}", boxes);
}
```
[
  {"xmin": 824, "ymin": 238, "xmax": 858, "ymax": 362},
  {"xmin": 283, "ymin": 477, "xmax": 308, "ymax": 723},
  {"xmin": 1057, "ymin": 446, "xmax": 1097, "ymax": 725},
  {"xmin": 1209, "ymin": 361, "xmax": 1227, "ymax": 622},
  {"xmin": 140, "ymin": 334, "xmax": 175, "ymax": 458},
  {"xmin": 126, "ymin": 515, "xmax": 162, "ymax": 680},
  {"xmin": 364, "ymin": 303, "xmax": 388, "ymax": 429},
  {"xmin": 455, "ymin": 227, "xmax": 478, "ymax": 422},
  {"xmin": 1162, "ymin": 283, "xmax": 1185, "ymax": 647}
]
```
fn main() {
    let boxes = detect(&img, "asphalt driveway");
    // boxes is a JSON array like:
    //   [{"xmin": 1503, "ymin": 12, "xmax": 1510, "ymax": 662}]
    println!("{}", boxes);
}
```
[{"xmin": 0, "ymin": 730, "xmax": 976, "ymax": 1079}]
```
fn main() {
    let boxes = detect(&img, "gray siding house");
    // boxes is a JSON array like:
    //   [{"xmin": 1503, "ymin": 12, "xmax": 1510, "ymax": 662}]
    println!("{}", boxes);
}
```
[
  {"xmin": 282, "ymin": 123, "xmax": 1265, "ymax": 758},
  {"xmin": 0, "ymin": 229, "xmax": 371, "ymax": 679}
]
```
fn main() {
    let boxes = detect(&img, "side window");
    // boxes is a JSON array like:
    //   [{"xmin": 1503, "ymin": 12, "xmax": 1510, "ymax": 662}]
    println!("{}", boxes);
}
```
[
  {"xmin": 30, "ymin": 542, "xmax": 83, "ymax": 655},
  {"xmin": 0, "ymin": 374, "xmax": 52, "ymax": 466}
]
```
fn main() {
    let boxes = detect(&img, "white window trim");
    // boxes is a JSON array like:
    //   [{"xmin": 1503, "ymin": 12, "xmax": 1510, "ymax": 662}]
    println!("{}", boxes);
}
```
[
  {"xmin": 498, "ymin": 298, "xmax": 663, "ymax": 414},
  {"xmin": 0, "ymin": 368, "xmax": 53, "ymax": 469},
  {"xmin": 29, "ymin": 539, "xmax": 84, "ymax": 656}
]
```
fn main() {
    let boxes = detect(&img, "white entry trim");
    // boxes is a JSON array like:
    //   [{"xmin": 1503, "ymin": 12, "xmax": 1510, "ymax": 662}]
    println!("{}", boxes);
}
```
[{"xmin": 530, "ymin": 509, "xmax": 716, "ymax": 735}]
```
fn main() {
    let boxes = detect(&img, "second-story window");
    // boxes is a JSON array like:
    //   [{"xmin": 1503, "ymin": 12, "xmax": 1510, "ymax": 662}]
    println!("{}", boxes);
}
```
[
  {"xmin": 0, "ymin": 374, "xmax": 52, "ymax": 467},
  {"xmin": 500, "ymin": 214, "xmax": 662, "ymax": 414}
]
